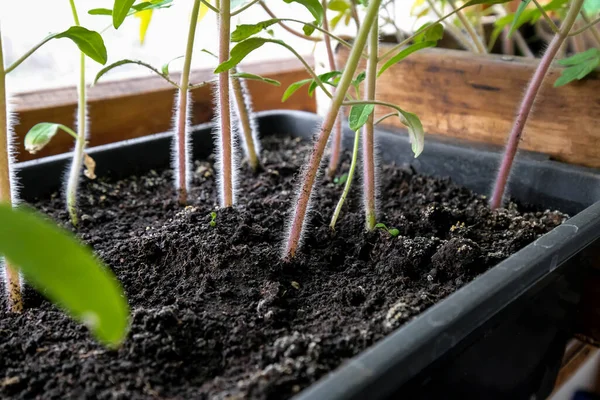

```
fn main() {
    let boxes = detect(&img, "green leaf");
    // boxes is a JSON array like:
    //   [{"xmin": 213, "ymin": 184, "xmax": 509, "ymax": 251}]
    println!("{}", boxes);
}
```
[
  {"xmin": 283, "ymin": 0, "xmax": 324, "ymax": 24},
  {"xmin": 24, "ymin": 123, "xmax": 77, "ymax": 154},
  {"xmin": 89, "ymin": 1, "xmax": 173, "ymax": 17},
  {"xmin": 374, "ymin": 222, "xmax": 387, "ymax": 229},
  {"xmin": 303, "ymin": 22, "xmax": 317, "ymax": 36},
  {"xmin": 0, "ymin": 204, "xmax": 130, "ymax": 347},
  {"xmin": 215, "ymin": 37, "xmax": 282, "ymax": 73},
  {"xmin": 509, "ymin": 0, "xmax": 532, "ymax": 37},
  {"xmin": 334, "ymin": 173, "xmax": 348, "ymax": 185},
  {"xmin": 491, "ymin": 0, "xmax": 567, "ymax": 47},
  {"xmin": 54, "ymin": 26, "xmax": 108, "ymax": 65},
  {"xmin": 282, "ymin": 78, "xmax": 312, "ymax": 102},
  {"xmin": 554, "ymin": 49, "xmax": 600, "ymax": 87},
  {"xmin": 352, "ymin": 71, "xmax": 366, "ymax": 86},
  {"xmin": 161, "ymin": 55, "xmax": 184, "ymax": 76},
  {"xmin": 88, "ymin": 8, "xmax": 113, "ymax": 15},
  {"xmin": 378, "ymin": 41, "xmax": 436, "ymax": 77},
  {"xmin": 113, "ymin": 0, "xmax": 136, "ymax": 28},
  {"xmin": 399, "ymin": 110, "xmax": 425, "ymax": 157},
  {"xmin": 414, "ymin": 22, "xmax": 444, "ymax": 43},
  {"xmin": 388, "ymin": 228, "xmax": 400, "ymax": 237},
  {"xmin": 328, "ymin": 0, "xmax": 350, "ymax": 11},
  {"xmin": 558, "ymin": 48, "xmax": 600, "ymax": 66},
  {"xmin": 231, "ymin": 19, "xmax": 279, "ymax": 42},
  {"xmin": 330, "ymin": 12, "xmax": 345, "ymax": 30},
  {"xmin": 348, "ymin": 104, "xmax": 375, "ymax": 131},
  {"xmin": 308, "ymin": 70, "xmax": 342, "ymax": 95},
  {"xmin": 201, "ymin": 48, "xmax": 218, "ymax": 58},
  {"xmin": 131, "ymin": 0, "xmax": 173, "ymax": 12},
  {"xmin": 232, "ymin": 72, "xmax": 281, "ymax": 86}
]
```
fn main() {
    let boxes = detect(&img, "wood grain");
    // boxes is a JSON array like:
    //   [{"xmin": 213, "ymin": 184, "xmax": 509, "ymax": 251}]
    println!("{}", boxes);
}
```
[
  {"xmin": 336, "ymin": 45, "xmax": 600, "ymax": 169},
  {"xmin": 11, "ymin": 57, "xmax": 316, "ymax": 162}
]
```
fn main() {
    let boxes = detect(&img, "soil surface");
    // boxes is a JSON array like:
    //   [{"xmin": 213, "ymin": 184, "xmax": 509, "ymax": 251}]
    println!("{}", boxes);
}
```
[{"xmin": 1, "ymin": 135, "xmax": 567, "ymax": 399}]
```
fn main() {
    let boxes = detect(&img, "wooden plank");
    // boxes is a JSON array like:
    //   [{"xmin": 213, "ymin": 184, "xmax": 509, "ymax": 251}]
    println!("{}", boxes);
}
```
[
  {"xmin": 335, "ymin": 45, "xmax": 600, "ymax": 169},
  {"xmin": 10, "ymin": 57, "xmax": 316, "ymax": 162},
  {"xmin": 551, "ymin": 339, "xmax": 599, "ymax": 395}
]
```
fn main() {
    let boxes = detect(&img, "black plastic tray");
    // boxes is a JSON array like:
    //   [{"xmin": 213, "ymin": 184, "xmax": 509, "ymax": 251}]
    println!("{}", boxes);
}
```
[{"xmin": 14, "ymin": 110, "xmax": 600, "ymax": 400}]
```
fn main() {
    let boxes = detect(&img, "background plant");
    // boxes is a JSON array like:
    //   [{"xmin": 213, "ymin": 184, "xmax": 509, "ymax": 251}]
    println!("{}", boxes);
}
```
[
  {"xmin": 21, "ymin": 0, "xmax": 108, "ymax": 226},
  {"xmin": 1, "ymin": 9, "xmax": 108, "ymax": 311},
  {"xmin": 94, "ymin": 0, "xmax": 272, "ymax": 205},
  {"xmin": 490, "ymin": 0, "xmax": 593, "ymax": 208}
]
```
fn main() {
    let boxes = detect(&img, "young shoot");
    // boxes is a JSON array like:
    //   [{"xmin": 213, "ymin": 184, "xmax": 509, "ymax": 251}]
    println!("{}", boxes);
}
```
[
  {"xmin": 231, "ymin": 67, "xmax": 263, "ymax": 172},
  {"xmin": 66, "ymin": 0, "xmax": 98, "ymax": 226},
  {"xmin": 216, "ymin": 0, "xmax": 446, "ymax": 258},
  {"xmin": 490, "ymin": 0, "xmax": 588, "ymax": 209},
  {"xmin": 19, "ymin": 1, "xmax": 108, "ymax": 226},
  {"xmin": 94, "ymin": 0, "xmax": 205, "ymax": 205},
  {"xmin": 375, "ymin": 222, "xmax": 400, "ymax": 237},
  {"xmin": 330, "ymin": 105, "xmax": 374, "ymax": 230},
  {"xmin": 2, "ymin": 13, "xmax": 107, "ymax": 311},
  {"xmin": 209, "ymin": 211, "xmax": 217, "ymax": 227}
]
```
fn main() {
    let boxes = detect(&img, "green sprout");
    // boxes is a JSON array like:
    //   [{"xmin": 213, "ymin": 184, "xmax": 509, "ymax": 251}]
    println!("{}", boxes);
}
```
[
  {"xmin": 210, "ymin": 211, "xmax": 217, "ymax": 227},
  {"xmin": 375, "ymin": 222, "xmax": 400, "ymax": 237}
]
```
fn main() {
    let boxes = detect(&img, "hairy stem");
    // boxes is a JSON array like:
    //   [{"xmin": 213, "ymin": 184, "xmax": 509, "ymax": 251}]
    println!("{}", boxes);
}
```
[
  {"xmin": 231, "ymin": 67, "xmax": 261, "ymax": 171},
  {"xmin": 363, "ymin": 18, "xmax": 378, "ymax": 231},
  {"xmin": 322, "ymin": 0, "xmax": 344, "ymax": 178},
  {"xmin": 283, "ymin": 0, "xmax": 382, "ymax": 259},
  {"xmin": 219, "ymin": 0, "xmax": 234, "ymax": 207},
  {"xmin": 447, "ymin": 0, "xmax": 487, "ymax": 54},
  {"xmin": 174, "ymin": 0, "xmax": 201, "ymax": 205},
  {"xmin": 330, "ymin": 129, "xmax": 360, "ymax": 230},
  {"xmin": 490, "ymin": 0, "xmax": 586, "ymax": 209},
  {"xmin": 502, "ymin": 27, "xmax": 515, "ymax": 55},
  {"xmin": 66, "ymin": 0, "xmax": 86, "ymax": 226},
  {"xmin": 0, "ymin": 31, "xmax": 22, "ymax": 313}
]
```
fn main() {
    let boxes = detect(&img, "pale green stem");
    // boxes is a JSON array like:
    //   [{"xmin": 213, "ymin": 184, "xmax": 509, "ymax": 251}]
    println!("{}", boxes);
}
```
[
  {"xmin": 283, "ymin": 0, "xmax": 382, "ymax": 259},
  {"xmin": 570, "ymin": 16, "xmax": 600, "ymax": 36},
  {"xmin": 447, "ymin": 0, "xmax": 487, "ymax": 54},
  {"xmin": 0, "ymin": 30, "xmax": 22, "ymax": 313},
  {"xmin": 175, "ymin": 0, "xmax": 201, "ymax": 205},
  {"xmin": 580, "ymin": 12, "xmax": 600, "ymax": 46},
  {"xmin": 66, "ymin": 0, "xmax": 86, "ymax": 226},
  {"xmin": 323, "ymin": 0, "xmax": 344, "ymax": 179},
  {"xmin": 201, "ymin": 0, "xmax": 220, "ymax": 13},
  {"xmin": 532, "ymin": 0, "xmax": 561, "ymax": 34},
  {"xmin": 231, "ymin": 0, "xmax": 260, "ymax": 16},
  {"xmin": 490, "ymin": 0, "xmax": 586, "ymax": 209},
  {"xmin": 363, "ymin": 17, "xmax": 378, "ymax": 231},
  {"xmin": 330, "ymin": 130, "xmax": 360, "ymax": 230},
  {"xmin": 231, "ymin": 68, "xmax": 260, "ymax": 171}
]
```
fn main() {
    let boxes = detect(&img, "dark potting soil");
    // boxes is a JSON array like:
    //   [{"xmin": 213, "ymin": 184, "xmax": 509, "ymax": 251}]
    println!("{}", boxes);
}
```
[{"xmin": 0, "ymin": 134, "xmax": 567, "ymax": 399}]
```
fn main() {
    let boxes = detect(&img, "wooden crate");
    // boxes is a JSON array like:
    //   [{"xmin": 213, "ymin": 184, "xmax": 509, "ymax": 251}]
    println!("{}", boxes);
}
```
[{"xmin": 335, "ymin": 45, "xmax": 600, "ymax": 169}]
